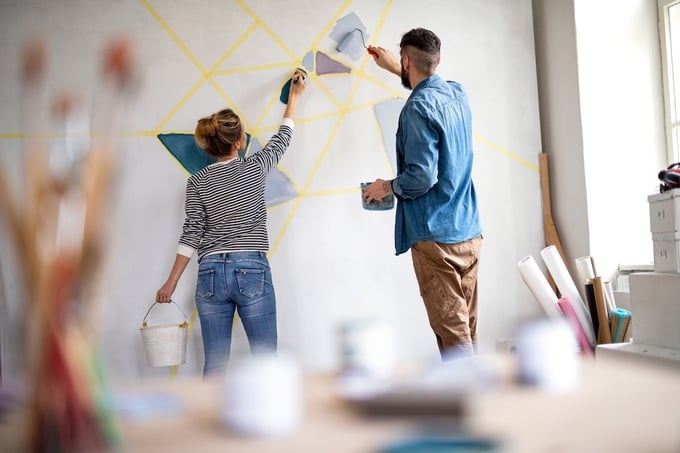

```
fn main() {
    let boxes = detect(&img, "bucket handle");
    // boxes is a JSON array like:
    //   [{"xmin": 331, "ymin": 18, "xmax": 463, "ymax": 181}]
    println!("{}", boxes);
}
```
[{"xmin": 142, "ymin": 301, "xmax": 189, "ymax": 328}]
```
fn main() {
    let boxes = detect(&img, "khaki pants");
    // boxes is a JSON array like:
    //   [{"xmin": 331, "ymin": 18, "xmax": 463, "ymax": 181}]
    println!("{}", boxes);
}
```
[{"xmin": 411, "ymin": 236, "xmax": 483, "ymax": 356}]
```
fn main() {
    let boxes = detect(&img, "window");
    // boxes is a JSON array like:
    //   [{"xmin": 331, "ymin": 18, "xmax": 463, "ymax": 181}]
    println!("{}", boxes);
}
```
[{"xmin": 659, "ymin": 0, "xmax": 680, "ymax": 164}]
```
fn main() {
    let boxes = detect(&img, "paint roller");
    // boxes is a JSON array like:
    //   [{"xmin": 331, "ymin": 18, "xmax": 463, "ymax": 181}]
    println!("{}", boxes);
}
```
[{"xmin": 336, "ymin": 28, "xmax": 378, "ymax": 57}]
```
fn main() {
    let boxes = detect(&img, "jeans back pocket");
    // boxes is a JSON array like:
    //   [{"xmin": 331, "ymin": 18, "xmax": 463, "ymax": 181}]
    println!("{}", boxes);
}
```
[
  {"xmin": 234, "ymin": 268, "xmax": 265, "ymax": 298},
  {"xmin": 196, "ymin": 269, "xmax": 215, "ymax": 300}
]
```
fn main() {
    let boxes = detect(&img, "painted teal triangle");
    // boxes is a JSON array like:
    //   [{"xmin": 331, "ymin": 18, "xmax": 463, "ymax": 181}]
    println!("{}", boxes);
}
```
[
  {"xmin": 157, "ymin": 133, "xmax": 215, "ymax": 175},
  {"xmin": 158, "ymin": 133, "xmax": 295, "ymax": 206},
  {"xmin": 157, "ymin": 133, "xmax": 251, "ymax": 175},
  {"xmin": 280, "ymin": 78, "xmax": 292, "ymax": 104}
]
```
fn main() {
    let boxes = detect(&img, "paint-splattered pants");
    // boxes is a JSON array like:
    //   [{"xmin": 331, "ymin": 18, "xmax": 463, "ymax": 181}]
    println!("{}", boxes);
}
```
[{"xmin": 411, "ymin": 236, "xmax": 483, "ymax": 357}]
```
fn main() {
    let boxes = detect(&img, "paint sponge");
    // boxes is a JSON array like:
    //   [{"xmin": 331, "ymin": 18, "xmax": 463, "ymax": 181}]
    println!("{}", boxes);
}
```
[
  {"xmin": 293, "ymin": 67, "xmax": 307, "ymax": 83},
  {"xmin": 279, "ymin": 67, "xmax": 308, "ymax": 104}
]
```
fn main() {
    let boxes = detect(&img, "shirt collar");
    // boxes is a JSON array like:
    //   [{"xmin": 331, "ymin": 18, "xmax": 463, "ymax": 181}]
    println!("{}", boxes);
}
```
[{"xmin": 412, "ymin": 74, "xmax": 441, "ymax": 93}]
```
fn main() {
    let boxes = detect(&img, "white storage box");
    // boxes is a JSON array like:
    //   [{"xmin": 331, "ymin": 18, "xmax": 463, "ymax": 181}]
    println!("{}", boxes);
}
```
[
  {"xmin": 648, "ymin": 189, "xmax": 680, "ymax": 233},
  {"xmin": 629, "ymin": 272, "xmax": 680, "ymax": 349},
  {"xmin": 652, "ymin": 231, "xmax": 680, "ymax": 273}
]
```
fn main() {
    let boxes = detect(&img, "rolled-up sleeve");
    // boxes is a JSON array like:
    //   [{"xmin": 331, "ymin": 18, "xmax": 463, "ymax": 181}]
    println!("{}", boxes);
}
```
[{"xmin": 392, "ymin": 106, "xmax": 438, "ymax": 200}]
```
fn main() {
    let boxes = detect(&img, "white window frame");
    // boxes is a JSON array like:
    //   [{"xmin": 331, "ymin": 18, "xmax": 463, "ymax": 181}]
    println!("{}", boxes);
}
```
[{"xmin": 659, "ymin": 0, "xmax": 680, "ymax": 164}]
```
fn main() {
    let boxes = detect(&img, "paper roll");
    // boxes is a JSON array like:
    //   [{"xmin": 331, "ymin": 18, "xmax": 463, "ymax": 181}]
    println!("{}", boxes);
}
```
[
  {"xmin": 540, "ymin": 245, "xmax": 596, "ymax": 346},
  {"xmin": 557, "ymin": 297, "xmax": 594, "ymax": 355},
  {"xmin": 583, "ymin": 281, "xmax": 599, "ymax": 337},
  {"xmin": 603, "ymin": 280, "xmax": 617, "ymax": 314},
  {"xmin": 609, "ymin": 308, "xmax": 632, "ymax": 343},
  {"xmin": 574, "ymin": 256, "xmax": 596, "ymax": 302},
  {"xmin": 574, "ymin": 256, "xmax": 596, "ymax": 285},
  {"xmin": 592, "ymin": 276, "xmax": 612, "ymax": 344},
  {"xmin": 518, "ymin": 255, "xmax": 562, "ymax": 319}
]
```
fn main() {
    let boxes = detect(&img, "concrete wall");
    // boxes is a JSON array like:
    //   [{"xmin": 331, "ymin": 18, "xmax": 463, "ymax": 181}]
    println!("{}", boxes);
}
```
[{"xmin": 1, "ymin": 0, "xmax": 547, "ymax": 379}]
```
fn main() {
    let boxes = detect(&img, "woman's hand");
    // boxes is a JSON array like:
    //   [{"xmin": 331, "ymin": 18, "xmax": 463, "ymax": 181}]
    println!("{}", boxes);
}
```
[
  {"xmin": 156, "ymin": 280, "xmax": 176, "ymax": 303},
  {"xmin": 283, "ymin": 69, "xmax": 306, "ymax": 119},
  {"xmin": 288, "ymin": 69, "xmax": 307, "ymax": 100}
]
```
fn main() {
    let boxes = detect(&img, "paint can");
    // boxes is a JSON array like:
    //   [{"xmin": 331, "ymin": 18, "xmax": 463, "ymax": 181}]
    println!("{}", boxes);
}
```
[
  {"xmin": 339, "ymin": 318, "xmax": 395, "ymax": 380},
  {"xmin": 221, "ymin": 354, "xmax": 302, "ymax": 438},
  {"xmin": 516, "ymin": 319, "xmax": 580, "ymax": 392},
  {"xmin": 360, "ymin": 182, "xmax": 394, "ymax": 210}
]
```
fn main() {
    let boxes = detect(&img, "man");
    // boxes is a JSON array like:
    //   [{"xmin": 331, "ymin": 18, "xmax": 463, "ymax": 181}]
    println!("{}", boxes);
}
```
[{"xmin": 363, "ymin": 28, "xmax": 483, "ymax": 357}]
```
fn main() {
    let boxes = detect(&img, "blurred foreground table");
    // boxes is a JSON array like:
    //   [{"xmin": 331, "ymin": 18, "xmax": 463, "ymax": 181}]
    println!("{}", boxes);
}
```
[
  {"xmin": 2, "ymin": 354, "xmax": 679, "ymax": 452},
  {"xmin": 117, "ymin": 354, "xmax": 680, "ymax": 452}
]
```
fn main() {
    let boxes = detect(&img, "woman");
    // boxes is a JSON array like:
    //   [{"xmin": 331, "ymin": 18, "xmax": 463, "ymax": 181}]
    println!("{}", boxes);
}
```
[{"xmin": 156, "ymin": 70, "xmax": 306, "ymax": 377}]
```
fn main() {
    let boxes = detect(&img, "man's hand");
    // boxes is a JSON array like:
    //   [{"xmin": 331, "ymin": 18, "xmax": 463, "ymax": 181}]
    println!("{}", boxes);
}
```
[
  {"xmin": 363, "ymin": 178, "xmax": 393, "ymax": 204},
  {"xmin": 367, "ymin": 46, "xmax": 400, "ymax": 76}
]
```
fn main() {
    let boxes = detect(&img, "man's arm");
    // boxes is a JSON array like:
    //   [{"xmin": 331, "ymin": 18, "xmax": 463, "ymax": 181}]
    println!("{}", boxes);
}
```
[
  {"xmin": 393, "ymin": 108, "xmax": 439, "ymax": 200},
  {"xmin": 367, "ymin": 45, "xmax": 400, "ymax": 76}
]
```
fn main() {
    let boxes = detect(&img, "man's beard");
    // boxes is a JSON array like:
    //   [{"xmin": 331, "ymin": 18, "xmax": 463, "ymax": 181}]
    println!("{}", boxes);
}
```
[{"xmin": 401, "ymin": 65, "xmax": 411, "ymax": 90}]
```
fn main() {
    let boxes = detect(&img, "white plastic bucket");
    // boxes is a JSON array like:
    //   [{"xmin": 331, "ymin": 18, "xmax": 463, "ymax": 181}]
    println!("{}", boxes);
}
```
[{"xmin": 140, "ymin": 301, "xmax": 189, "ymax": 367}]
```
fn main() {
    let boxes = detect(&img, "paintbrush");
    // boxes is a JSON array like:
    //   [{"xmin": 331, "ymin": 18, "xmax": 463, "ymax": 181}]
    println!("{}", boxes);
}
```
[
  {"xmin": 8, "ymin": 35, "xmax": 138, "ymax": 452},
  {"xmin": 80, "ymin": 37, "xmax": 138, "ymax": 338}
]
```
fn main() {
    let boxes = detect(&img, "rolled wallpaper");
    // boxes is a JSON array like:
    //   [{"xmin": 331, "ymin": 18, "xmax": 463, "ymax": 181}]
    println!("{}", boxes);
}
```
[
  {"xmin": 518, "ymin": 255, "xmax": 562, "ymax": 319},
  {"xmin": 540, "ymin": 245, "xmax": 596, "ymax": 347}
]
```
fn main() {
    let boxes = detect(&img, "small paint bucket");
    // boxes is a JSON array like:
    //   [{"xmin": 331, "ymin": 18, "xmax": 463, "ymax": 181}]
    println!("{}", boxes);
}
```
[{"xmin": 139, "ymin": 301, "xmax": 188, "ymax": 367}]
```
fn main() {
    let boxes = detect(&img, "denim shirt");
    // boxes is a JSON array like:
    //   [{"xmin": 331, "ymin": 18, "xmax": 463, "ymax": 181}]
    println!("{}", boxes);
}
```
[{"xmin": 391, "ymin": 74, "xmax": 481, "ymax": 255}]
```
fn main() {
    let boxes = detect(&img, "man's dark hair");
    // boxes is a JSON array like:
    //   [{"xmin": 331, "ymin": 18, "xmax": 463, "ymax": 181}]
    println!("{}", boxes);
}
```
[
  {"xmin": 400, "ymin": 28, "xmax": 440, "ymax": 75},
  {"xmin": 400, "ymin": 28, "xmax": 440, "ymax": 54}
]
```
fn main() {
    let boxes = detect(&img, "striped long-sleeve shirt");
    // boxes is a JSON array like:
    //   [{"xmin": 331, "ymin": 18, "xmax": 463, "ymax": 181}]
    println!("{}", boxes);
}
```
[{"xmin": 177, "ymin": 118, "xmax": 294, "ymax": 260}]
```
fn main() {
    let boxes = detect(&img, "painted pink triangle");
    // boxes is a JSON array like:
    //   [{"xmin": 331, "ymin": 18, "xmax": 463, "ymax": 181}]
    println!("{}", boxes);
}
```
[{"xmin": 315, "ymin": 51, "xmax": 351, "ymax": 75}]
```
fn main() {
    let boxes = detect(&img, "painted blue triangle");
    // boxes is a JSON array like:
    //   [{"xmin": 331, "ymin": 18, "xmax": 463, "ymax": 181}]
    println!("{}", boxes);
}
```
[
  {"xmin": 249, "ymin": 138, "xmax": 299, "ymax": 205},
  {"xmin": 265, "ymin": 167, "xmax": 298, "ymax": 205},
  {"xmin": 158, "ymin": 133, "xmax": 296, "ymax": 206},
  {"xmin": 157, "ymin": 133, "xmax": 215, "ymax": 175},
  {"xmin": 302, "ymin": 51, "xmax": 314, "ymax": 73},
  {"xmin": 157, "ymin": 133, "xmax": 251, "ymax": 175}
]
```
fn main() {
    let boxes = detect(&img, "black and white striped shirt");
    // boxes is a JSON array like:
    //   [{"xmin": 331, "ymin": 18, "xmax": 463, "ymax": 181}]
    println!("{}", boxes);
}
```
[{"xmin": 177, "ymin": 119, "xmax": 294, "ymax": 260}]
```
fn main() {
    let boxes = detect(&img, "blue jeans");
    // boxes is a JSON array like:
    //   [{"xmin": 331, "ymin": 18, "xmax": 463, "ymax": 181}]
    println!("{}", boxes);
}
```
[{"xmin": 195, "ymin": 251, "xmax": 277, "ymax": 377}]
